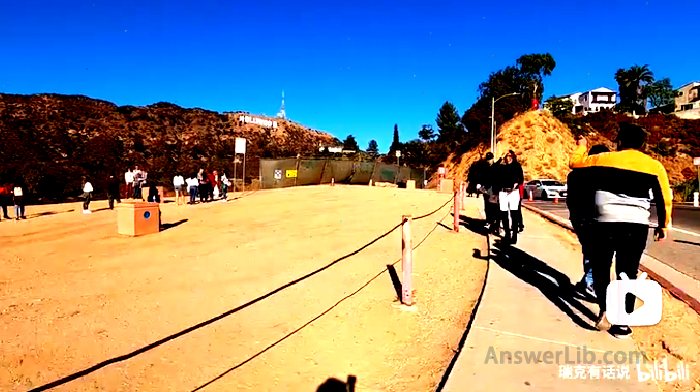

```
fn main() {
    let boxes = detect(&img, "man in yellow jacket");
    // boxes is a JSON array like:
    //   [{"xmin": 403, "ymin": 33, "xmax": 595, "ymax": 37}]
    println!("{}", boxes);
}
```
[{"xmin": 569, "ymin": 122, "xmax": 671, "ymax": 338}]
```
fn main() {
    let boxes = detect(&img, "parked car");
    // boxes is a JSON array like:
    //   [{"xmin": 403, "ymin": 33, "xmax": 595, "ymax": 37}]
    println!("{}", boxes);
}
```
[{"xmin": 524, "ymin": 179, "xmax": 568, "ymax": 200}]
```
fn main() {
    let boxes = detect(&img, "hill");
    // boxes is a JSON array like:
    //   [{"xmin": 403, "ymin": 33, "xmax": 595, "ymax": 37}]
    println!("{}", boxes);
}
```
[
  {"xmin": 0, "ymin": 93, "xmax": 337, "ymax": 202},
  {"xmin": 437, "ymin": 110, "xmax": 699, "ymax": 201}
]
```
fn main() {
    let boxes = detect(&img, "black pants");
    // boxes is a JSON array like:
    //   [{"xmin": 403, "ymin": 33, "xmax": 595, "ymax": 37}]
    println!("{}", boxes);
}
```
[
  {"xmin": 83, "ymin": 193, "xmax": 92, "ymax": 210},
  {"xmin": 108, "ymin": 194, "xmax": 121, "ymax": 210},
  {"xmin": 482, "ymin": 194, "xmax": 491, "ymax": 222},
  {"xmin": 1, "ymin": 198, "xmax": 8, "ymax": 218},
  {"xmin": 590, "ymin": 223, "xmax": 649, "ymax": 315}
]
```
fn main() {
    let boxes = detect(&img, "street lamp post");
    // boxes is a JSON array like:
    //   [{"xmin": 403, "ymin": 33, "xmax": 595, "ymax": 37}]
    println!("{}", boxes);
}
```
[{"xmin": 491, "ymin": 92, "xmax": 520, "ymax": 154}]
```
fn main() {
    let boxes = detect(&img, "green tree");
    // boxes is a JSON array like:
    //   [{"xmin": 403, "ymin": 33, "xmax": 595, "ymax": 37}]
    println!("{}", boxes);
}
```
[
  {"xmin": 516, "ymin": 53, "xmax": 556, "ymax": 107},
  {"xmin": 615, "ymin": 64, "xmax": 654, "ymax": 114},
  {"xmin": 436, "ymin": 101, "xmax": 462, "ymax": 146},
  {"xmin": 389, "ymin": 124, "xmax": 401, "ymax": 156},
  {"xmin": 544, "ymin": 96, "xmax": 574, "ymax": 119},
  {"xmin": 342, "ymin": 134, "xmax": 359, "ymax": 151},
  {"xmin": 401, "ymin": 139, "xmax": 429, "ymax": 168},
  {"xmin": 645, "ymin": 78, "xmax": 678, "ymax": 110},
  {"xmin": 418, "ymin": 124, "xmax": 436, "ymax": 142},
  {"xmin": 367, "ymin": 140, "xmax": 379, "ymax": 156}
]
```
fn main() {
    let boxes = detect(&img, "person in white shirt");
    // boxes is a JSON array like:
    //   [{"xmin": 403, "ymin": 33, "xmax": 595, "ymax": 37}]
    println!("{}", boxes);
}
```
[
  {"xmin": 83, "ymin": 179, "xmax": 94, "ymax": 214},
  {"xmin": 173, "ymin": 173, "xmax": 185, "ymax": 206},
  {"xmin": 132, "ymin": 166, "xmax": 142, "ymax": 199},
  {"xmin": 125, "ymin": 169, "xmax": 134, "ymax": 200},
  {"xmin": 185, "ymin": 174, "xmax": 199, "ymax": 204}
]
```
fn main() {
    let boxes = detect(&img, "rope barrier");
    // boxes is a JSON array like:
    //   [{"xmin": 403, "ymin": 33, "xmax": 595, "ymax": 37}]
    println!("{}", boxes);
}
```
[
  {"xmin": 28, "ymin": 194, "xmax": 454, "ymax": 392},
  {"xmin": 190, "ymin": 207, "xmax": 454, "ymax": 391}
]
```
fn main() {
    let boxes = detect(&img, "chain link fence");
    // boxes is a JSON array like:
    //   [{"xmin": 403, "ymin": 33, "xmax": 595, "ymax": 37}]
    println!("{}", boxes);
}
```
[{"xmin": 259, "ymin": 159, "xmax": 427, "ymax": 189}]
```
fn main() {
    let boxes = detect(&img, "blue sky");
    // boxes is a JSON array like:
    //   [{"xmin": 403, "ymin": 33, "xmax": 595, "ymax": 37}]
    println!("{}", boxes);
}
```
[{"xmin": 2, "ymin": 0, "xmax": 699, "ymax": 153}]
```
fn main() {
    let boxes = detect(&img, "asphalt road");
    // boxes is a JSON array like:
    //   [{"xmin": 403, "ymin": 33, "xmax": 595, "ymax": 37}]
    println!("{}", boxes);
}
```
[{"xmin": 526, "ymin": 201, "xmax": 700, "ymax": 281}]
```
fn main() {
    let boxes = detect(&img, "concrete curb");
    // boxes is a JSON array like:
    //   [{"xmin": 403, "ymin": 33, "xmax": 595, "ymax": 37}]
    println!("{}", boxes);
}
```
[{"xmin": 521, "ymin": 202, "xmax": 700, "ymax": 315}]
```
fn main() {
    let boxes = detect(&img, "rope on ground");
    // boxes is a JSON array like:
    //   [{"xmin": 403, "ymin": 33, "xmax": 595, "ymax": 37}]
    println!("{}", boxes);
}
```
[
  {"xmin": 190, "ymin": 207, "xmax": 454, "ymax": 391},
  {"xmin": 28, "ymin": 194, "xmax": 454, "ymax": 392}
]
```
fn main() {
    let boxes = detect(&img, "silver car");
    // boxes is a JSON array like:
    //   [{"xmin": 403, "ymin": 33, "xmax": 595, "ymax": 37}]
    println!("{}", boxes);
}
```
[{"xmin": 524, "ymin": 179, "xmax": 568, "ymax": 200}]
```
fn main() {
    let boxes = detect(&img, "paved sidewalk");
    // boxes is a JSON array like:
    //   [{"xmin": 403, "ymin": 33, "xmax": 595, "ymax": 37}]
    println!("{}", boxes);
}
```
[{"xmin": 443, "ymin": 199, "xmax": 657, "ymax": 392}]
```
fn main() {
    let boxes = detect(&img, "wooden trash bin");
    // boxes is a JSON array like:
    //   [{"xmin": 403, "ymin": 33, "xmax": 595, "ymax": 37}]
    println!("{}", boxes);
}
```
[
  {"xmin": 438, "ymin": 179, "xmax": 454, "ymax": 194},
  {"xmin": 406, "ymin": 180, "xmax": 416, "ymax": 190},
  {"xmin": 117, "ymin": 202, "xmax": 160, "ymax": 236}
]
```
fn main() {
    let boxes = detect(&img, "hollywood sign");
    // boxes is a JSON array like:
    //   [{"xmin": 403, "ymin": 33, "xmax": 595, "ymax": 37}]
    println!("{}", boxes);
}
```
[
  {"xmin": 239, "ymin": 115, "xmax": 278, "ymax": 129},
  {"xmin": 319, "ymin": 146, "xmax": 344, "ymax": 153}
]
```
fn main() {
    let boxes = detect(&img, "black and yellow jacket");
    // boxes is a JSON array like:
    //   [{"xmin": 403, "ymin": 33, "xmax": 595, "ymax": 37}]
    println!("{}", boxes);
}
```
[{"xmin": 569, "ymin": 145, "xmax": 672, "ymax": 229}]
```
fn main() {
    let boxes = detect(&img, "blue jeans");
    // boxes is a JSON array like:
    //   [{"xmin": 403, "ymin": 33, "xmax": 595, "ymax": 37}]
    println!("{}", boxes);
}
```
[
  {"xmin": 15, "ymin": 205, "xmax": 25, "ymax": 218},
  {"xmin": 189, "ymin": 186, "xmax": 198, "ymax": 203},
  {"xmin": 133, "ymin": 183, "xmax": 141, "ymax": 199},
  {"xmin": 222, "ymin": 184, "xmax": 228, "ymax": 200},
  {"xmin": 572, "ymin": 219, "xmax": 594, "ymax": 289}
]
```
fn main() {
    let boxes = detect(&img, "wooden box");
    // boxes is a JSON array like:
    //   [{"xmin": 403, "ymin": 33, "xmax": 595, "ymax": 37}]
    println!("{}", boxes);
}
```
[
  {"xmin": 406, "ymin": 180, "xmax": 416, "ymax": 190},
  {"xmin": 117, "ymin": 202, "xmax": 160, "ymax": 236}
]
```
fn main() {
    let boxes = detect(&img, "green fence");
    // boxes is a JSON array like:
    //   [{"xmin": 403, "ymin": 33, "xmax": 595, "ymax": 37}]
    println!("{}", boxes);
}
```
[{"xmin": 259, "ymin": 159, "xmax": 426, "ymax": 189}]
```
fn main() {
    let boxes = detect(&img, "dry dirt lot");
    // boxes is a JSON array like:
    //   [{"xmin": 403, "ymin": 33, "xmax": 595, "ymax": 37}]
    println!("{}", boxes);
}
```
[{"xmin": 0, "ymin": 185, "xmax": 488, "ymax": 392}]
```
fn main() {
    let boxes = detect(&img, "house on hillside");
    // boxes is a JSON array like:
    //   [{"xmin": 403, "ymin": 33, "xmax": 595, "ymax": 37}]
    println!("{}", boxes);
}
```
[
  {"xmin": 672, "ymin": 81, "xmax": 700, "ymax": 119},
  {"xmin": 557, "ymin": 87, "xmax": 617, "ymax": 115}
]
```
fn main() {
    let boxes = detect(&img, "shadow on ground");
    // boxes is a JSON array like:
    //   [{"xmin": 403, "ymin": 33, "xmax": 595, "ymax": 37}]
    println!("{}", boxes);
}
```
[
  {"xmin": 458, "ymin": 214, "xmax": 598, "ymax": 331},
  {"xmin": 674, "ymin": 239, "xmax": 700, "ymax": 247},
  {"xmin": 161, "ymin": 219, "xmax": 188, "ymax": 231},
  {"xmin": 27, "ymin": 209, "xmax": 75, "ymax": 219},
  {"xmin": 316, "ymin": 375, "xmax": 356, "ymax": 392}
]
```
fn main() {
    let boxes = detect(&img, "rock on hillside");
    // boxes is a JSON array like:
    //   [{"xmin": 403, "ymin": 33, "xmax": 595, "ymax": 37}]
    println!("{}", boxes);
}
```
[{"xmin": 495, "ymin": 111, "xmax": 577, "ymax": 181}]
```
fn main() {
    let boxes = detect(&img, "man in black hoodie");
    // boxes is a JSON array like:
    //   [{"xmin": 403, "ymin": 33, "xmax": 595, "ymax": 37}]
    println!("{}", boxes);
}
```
[
  {"xmin": 497, "ymin": 150, "xmax": 524, "ymax": 244},
  {"xmin": 107, "ymin": 172, "xmax": 121, "ymax": 210},
  {"xmin": 469, "ymin": 152, "xmax": 495, "ymax": 230}
]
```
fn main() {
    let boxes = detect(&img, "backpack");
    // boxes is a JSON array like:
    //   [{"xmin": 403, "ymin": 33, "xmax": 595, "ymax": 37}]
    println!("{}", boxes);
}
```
[{"xmin": 13, "ymin": 187, "xmax": 23, "ymax": 197}]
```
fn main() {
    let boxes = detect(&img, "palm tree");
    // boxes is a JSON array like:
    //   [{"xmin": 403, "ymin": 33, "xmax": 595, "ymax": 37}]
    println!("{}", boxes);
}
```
[{"xmin": 615, "ymin": 64, "xmax": 654, "ymax": 113}]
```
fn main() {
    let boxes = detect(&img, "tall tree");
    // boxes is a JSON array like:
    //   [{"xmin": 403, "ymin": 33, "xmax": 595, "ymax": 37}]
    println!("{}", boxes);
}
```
[
  {"xmin": 389, "ymin": 124, "xmax": 401, "ymax": 156},
  {"xmin": 342, "ymin": 134, "xmax": 359, "ymax": 151},
  {"xmin": 418, "ymin": 124, "xmax": 436, "ymax": 142},
  {"xmin": 367, "ymin": 140, "xmax": 379, "ymax": 156},
  {"xmin": 436, "ymin": 102, "xmax": 463, "ymax": 147},
  {"xmin": 615, "ymin": 64, "xmax": 654, "ymax": 114},
  {"xmin": 516, "ymin": 53, "xmax": 556, "ymax": 107},
  {"xmin": 645, "ymin": 78, "xmax": 678, "ymax": 110}
]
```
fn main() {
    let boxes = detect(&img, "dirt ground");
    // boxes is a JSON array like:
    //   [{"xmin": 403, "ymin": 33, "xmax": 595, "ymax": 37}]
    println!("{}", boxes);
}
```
[
  {"xmin": 0, "ymin": 185, "xmax": 488, "ymax": 392},
  {"xmin": 545, "ymin": 218, "xmax": 700, "ymax": 392}
]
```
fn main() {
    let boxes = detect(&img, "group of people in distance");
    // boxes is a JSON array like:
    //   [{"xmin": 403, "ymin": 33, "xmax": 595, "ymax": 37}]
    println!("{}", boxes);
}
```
[
  {"xmin": 470, "ymin": 122, "xmax": 671, "ymax": 339},
  {"xmin": 470, "ymin": 149, "xmax": 525, "ymax": 245},
  {"xmin": 0, "ymin": 181, "xmax": 27, "ymax": 221}
]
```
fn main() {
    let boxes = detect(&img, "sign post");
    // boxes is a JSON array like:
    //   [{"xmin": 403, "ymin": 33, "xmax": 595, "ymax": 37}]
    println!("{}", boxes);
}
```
[
  {"xmin": 396, "ymin": 150, "xmax": 401, "ymax": 166},
  {"xmin": 401, "ymin": 215, "xmax": 413, "ymax": 306},
  {"xmin": 235, "ymin": 138, "xmax": 247, "ymax": 192}
]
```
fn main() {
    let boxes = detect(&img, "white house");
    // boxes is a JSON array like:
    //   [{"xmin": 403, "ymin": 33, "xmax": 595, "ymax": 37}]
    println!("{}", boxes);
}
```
[
  {"xmin": 558, "ymin": 87, "xmax": 617, "ymax": 115},
  {"xmin": 672, "ymin": 81, "xmax": 700, "ymax": 119}
]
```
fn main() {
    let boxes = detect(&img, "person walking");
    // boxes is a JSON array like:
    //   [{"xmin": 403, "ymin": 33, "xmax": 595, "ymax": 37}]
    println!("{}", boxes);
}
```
[
  {"xmin": 125, "ymin": 169, "xmax": 134, "ymax": 200},
  {"xmin": 570, "ymin": 123, "xmax": 672, "ymax": 338},
  {"xmin": 496, "ymin": 150, "xmax": 524, "ymax": 244},
  {"xmin": 173, "ymin": 173, "xmax": 185, "ymax": 206},
  {"xmin": 208, "ymin": 170, "xmax": 218, "ymax": 201},
  {"xmin": 567, "ymin": 144, "xmax": 610, "ymax": 301},
  {"xmin": 133, "ymin": 166, "xmax": 143, "ymax": 200},
  {"xmin": 82, "ymin": 179, "xmax": 94, "ymax": 214},
  {"xmin": 12, "ymin": 181, "xmax": 27, "ymax": 220},
  {"xmin": 212, "ymin": 170, "xmax": 220, "ymax": 200},
  {"xmin": 0, "ymin": 182, "xmax": 12, "ymax": 220},
  {"xmin": 221, "ymin": 172, "xmax": 230, "ymax": 201},
  {"xmin": 197, "ymin": 169, "xmax": 207, "ymax": 203},
  {"xmin": 471, "ymin": 152, "xmax": 495, "ymax": 231},
  {"xmin": 186, "ymin": 173, "xmax": 199, "ymax": 204},
  {"xmin": 107, "ymin": 172, "xmax": 121, "ymax": 210}
]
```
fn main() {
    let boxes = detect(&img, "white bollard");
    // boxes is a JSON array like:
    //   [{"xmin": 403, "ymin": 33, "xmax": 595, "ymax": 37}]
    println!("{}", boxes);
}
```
[{"xmin": 694, "ymin": 192, "xmax": 699, "ymax": 207}]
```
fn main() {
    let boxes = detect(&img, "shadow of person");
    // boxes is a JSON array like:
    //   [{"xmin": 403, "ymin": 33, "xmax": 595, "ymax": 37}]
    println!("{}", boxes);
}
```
[
  {"xmin": 459, "ymin": 215, "xmax": 489, "ymax": 236},
  {"xmin": 490, "ymin": 241, "xmax": 599, "ymax": 331},
  {"xmin": 316, "ymin": 375, "xmax": 356, "ymax": 392}
]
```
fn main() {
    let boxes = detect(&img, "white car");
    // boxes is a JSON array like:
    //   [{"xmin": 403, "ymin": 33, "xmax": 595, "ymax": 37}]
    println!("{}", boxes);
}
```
[{"xmin": 524, "ymin": 179, "xmax": 568, "ymax": 200}]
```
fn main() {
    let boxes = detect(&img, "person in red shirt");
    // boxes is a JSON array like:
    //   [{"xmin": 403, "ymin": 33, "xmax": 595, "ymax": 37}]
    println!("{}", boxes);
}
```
[
  {"xmin": 0, "ymin": 182, "xmax": 11, "ymax": 220},
  {"xmin": 207, "ymin": 171, "xmax": 217, "ymax": 202}
]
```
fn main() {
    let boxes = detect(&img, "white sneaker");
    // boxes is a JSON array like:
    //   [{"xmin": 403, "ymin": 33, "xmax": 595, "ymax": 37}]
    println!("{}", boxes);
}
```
[{"xmin": 83, "ymin": 210, "xmax": 91, "ymax": 214}]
